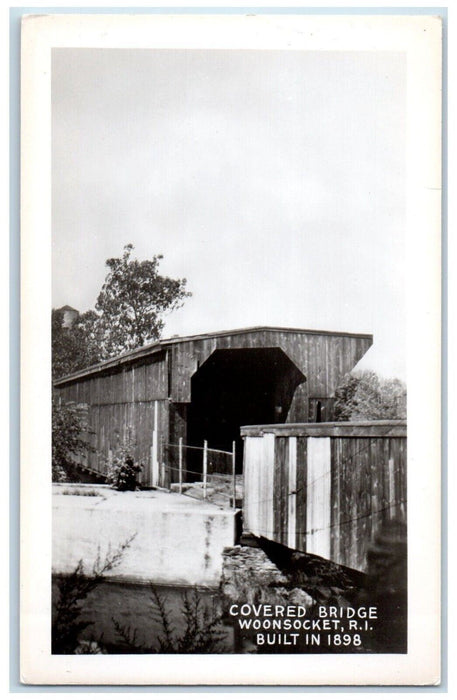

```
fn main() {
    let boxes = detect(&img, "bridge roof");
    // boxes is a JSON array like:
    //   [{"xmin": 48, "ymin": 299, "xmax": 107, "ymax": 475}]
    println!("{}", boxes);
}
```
[{"xmin": 54, "ymin": 325, "xmax": 373, "ymax": 386}]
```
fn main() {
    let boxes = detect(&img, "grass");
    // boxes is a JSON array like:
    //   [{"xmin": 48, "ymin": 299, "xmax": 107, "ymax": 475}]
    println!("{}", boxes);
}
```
[{"xmin": 61, "ymin": 488, "xmax": 102, "ymax": 497}]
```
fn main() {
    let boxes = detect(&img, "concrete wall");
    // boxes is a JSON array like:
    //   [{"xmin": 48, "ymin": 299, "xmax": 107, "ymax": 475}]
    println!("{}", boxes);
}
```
[{"xmin": 52, "ymin": 485, "xmax": 237, "ymax": 586}]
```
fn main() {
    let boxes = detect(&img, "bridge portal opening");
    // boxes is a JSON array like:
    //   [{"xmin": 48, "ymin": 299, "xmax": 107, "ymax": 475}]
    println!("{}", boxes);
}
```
[{"xmin": 187, "ymin": 347, "xmax": 305, "ymax": 473}]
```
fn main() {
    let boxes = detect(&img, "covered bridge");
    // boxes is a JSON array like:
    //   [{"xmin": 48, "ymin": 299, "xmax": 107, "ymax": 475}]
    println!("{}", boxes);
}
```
[{"xmin": 53, "ymin": 326, "xmax": 372, "ymax": 487}]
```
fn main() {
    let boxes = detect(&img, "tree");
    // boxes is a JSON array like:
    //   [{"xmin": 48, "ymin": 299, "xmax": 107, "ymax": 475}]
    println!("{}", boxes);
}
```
[
  {"xmin": 52, "ymin": 309, "xmax": 102, "ymax": 379},
  {"xmin": 52, "ymin": 399, "xmax": 91, "ymax": 481},
  {"xmin": 52, "ymin": 245, "xmax": 191, "ymax": 375},
  {"xmin": 95, "ymin": 244, "xmax": 191, "ymax": 358},
  {"xmin": 333, "ymin": 370, "xmax": 406, "ymax": 421}
]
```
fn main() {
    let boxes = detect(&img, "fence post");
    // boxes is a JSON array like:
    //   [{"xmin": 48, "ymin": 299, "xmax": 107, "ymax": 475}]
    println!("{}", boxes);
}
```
[
  {"xmin": 203, "ymin": 440, "xmax": 208, "ymax": 500},
  {"xmin": 232, "ymin": 440, "xmax": 236, "ymax": 509},
  {"xmin": 161, "ymin": 435, "xmax": 165, "ymax": 489},
  {"xmin": 178, "ymin": 437, "xmax": 183, "ymax": 494}
]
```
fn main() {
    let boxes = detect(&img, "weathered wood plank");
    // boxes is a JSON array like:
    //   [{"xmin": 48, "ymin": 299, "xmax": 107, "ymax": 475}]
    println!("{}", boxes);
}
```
[
  {"xmin": 280, "ymin": 438, "xmax": 289, "ymax": 546},
  {"xmin": 287, "ymin": 437, "xmax": 297, "ymax": 549},
  {"xmin": 330, "ymin": 437, "xmax": 338, "ymax": 562},
  {"xmin": 295, "ymin": 436, "xmax": 307, "ymax": 551},
  {"xmin": 241, "ymin": 422, "xmax": 406, "ymax": 438},
  {"xmin": 243, "ymin": 436, "xmax": 267, "ymax": 538},
  {"xmin": 306, "ymin": 437, "xmax": 331, "ymax": 559},
  {"xmin": 273, "ymin": 437, "xmax": 286, "ymax": 543}
]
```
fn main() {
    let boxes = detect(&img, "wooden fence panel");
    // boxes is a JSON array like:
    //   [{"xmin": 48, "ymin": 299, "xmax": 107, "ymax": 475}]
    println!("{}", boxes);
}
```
[{"xmin": 242, "ymin": 422, "xmax": 406, "ymax": 573}]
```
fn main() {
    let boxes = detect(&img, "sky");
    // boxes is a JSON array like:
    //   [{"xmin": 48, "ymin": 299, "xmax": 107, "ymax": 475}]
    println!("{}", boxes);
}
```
[{"xmin": 52, "ymin": 48, "xmax": 406, "ymax": 379}]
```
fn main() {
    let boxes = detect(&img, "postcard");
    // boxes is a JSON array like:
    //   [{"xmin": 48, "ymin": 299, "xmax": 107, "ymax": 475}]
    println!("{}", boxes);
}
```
[{"xmin": 20, "ymin": 12, "xmax": 442, "ymax": 686}]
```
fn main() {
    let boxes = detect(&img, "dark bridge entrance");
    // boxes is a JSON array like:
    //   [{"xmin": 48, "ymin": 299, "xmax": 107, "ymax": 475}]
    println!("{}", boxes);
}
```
[{"xmin": 187, "ymin": 347, "xmax": 305, "ymax": 472}]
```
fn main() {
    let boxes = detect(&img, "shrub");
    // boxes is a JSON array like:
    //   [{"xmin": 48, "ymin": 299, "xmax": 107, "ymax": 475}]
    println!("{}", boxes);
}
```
[
  {"xmin": 112, "ymin": 586, "xmax": 228, "ymax": 654},
  {"xmin": 52, "ymin": 534, "xmax": 136, "ymax": 654},
  {"xmin": 334, "ymin": 370, "xmax": 406, "ymax": 421},
  {"xmin": 52, "ymin": 399, "xmax": 91, "ymax": 482},
  {"xmin": 106, "ymin": 434, "xmax": 143, "ymax": 491}
]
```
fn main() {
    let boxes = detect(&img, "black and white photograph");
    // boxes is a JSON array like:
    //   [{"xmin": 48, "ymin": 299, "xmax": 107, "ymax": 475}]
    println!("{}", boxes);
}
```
[{"xmin": 20, "ymin": 12, "xmax": 442, "ymax": 686}]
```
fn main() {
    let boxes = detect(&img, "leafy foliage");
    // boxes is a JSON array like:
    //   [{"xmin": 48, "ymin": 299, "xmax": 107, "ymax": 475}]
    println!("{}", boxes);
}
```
[
  {"xmin": 95, "ymin": 244, "xmax": 191, "ymax": 358},
  {"xmin": 332, "ymin": 374, "xmax": 360, "ymax": 422},
  {"xmin": 105, "ymin": 433, "xmax": 142, "ymax": 490},
  {"xmin": 52, "ymin": 399, "xmax": 91, "ymax": 482},
  {"xmin": 334, "ymin": 370, "xmax": 406, "ymax": 421},
  {"xmin": 52, "ymin": 245, "xmax": 191, "ymax": 376},
  {"xmin": 52, "ymin": 308, "xmax": 102, "ymax": 380},
  {"xmin": 52, "ymin": 535, "xmax": 136, "ymax": 654}
]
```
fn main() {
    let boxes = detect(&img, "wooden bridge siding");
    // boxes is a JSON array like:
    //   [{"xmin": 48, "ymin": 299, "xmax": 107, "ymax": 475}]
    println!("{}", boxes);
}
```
[
  {"xmin": 170, "ymin": 338, "xmax": 215, "ymax": 403},
  {"xmin": 56, "ymin": 356, "xmax": 169, "ymax": 485},
  {"xmin": 56, "ymin": 354, "xmax": 168, "ymax": 405},
  {"xmin": 287, "ymin": 383, "xmax": 309, "ymax": 423},
  {"xmin": 87, "ymin": 398, "xmax": 170, "ymax": 486},
  {"xmin": 85, "ymin": 401, "xmax": 151, "ymax": 484},
  {"xmin": 168, "ymin": 330, "xmax": 372, "ymax": 411},
  {"xmin": 242, "ymin": 424, "xmax": 406, "ymax": 573},
  {"xmin": 168, "ymin": 403, "xmax": 188, "ymax": 483},
  {"xmin": 308, "ymin": 397, "xmax": 335, "ymax": 422},
  {"xmin": 169, "ymin": 332, "xmax": 275, "ymax": 403},
  {"xmin": 278, "ymin": 332, "xmax": 371, "ymax": 399}
]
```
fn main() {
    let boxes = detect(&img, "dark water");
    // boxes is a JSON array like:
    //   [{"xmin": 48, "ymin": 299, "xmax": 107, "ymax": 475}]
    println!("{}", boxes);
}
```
[{"xmin": 52, "ymin": 577, "xmax": 234, "ymax": 654}]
